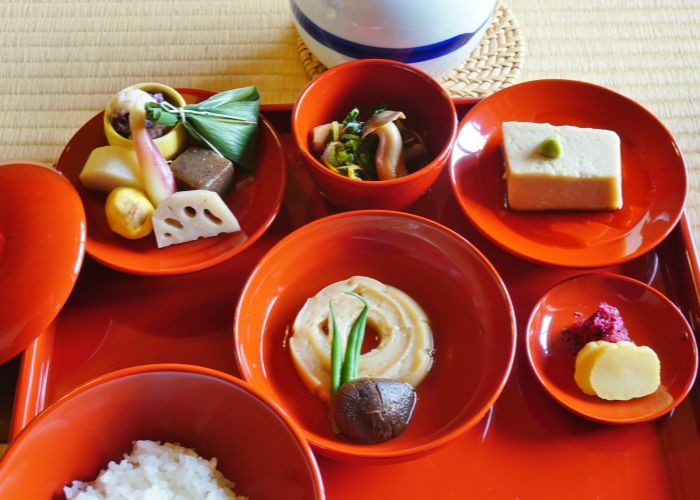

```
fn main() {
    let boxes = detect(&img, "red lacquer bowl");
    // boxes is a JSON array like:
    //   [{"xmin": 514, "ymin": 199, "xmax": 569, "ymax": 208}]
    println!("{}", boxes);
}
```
[
  {"xmin": 0, "ymin": 161, "xmax": 85, "ymax": 365},
  {"xmin": 234, "ymin": 211, "xmax": 516, "ymax": 462},
  {"xmin": 56, "ymin": 89, "xmax": 286, "ymax": 275},
  {"xmin": 292, "ymin": 59, "xmax": 457, "ymax": 210},
  {"xmin": 0, "ymin": 364, "xmax": 324, "ymax": 499},
  {"xmin": 450, "ymin": 79, "xmax": 687, "ymax": 268},
  {"xmin": 527, "ymin": 273, "xmax": 698, "ymax": 424}
]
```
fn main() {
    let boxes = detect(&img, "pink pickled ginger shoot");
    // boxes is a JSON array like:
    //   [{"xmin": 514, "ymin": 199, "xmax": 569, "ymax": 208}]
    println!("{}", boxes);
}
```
[{"xmin": 109, "ymin": 87, "xmax": 175, "ymax": 207}]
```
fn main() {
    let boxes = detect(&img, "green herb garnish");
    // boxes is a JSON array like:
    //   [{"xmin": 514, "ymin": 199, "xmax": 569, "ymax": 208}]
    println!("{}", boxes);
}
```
[
  {"xmin": 341, "ymin": 108, "xmax": 363, "ymax": 136},
  {"xmin": 316, "ymin": 105, "xmax": 431, "ymax": 183},
  {"xmin": 342, "ymin": 108, "xmax": 360, "ymax": 123},
  {"xmin": 355, "ymin": 134, "xmax": 379, "ymax": 179},
  {"xmin": 320, "ymin": 106, "xmax": 419, "ymax": 181},
  {"xmin": 370, "ymin": 105, "xmax": 388, "ymax": 116},
  {"xmin": 146, "ymin": 86, "xmax": 260, "ymax": 172}
]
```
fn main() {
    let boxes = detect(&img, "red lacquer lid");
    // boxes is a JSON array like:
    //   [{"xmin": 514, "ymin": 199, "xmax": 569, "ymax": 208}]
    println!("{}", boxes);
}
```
[{"xmin": 0, "ymin": 161, "xmax": 86, "ymax": 364}]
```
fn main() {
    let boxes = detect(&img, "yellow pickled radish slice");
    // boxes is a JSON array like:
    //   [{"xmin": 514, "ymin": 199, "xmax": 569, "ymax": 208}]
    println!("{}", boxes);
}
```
[
  {"xmin": 574, "ymin": 341, "xmax": 607, "ymax": 396},
  {"xmin": 574, "ymin": 341, "xmax": 661, "ymax": 401},
  {"xmin": 589, "ymin": 341, "xmax": 660, "ymax": 400},
  {"xmin": 105, "ymin": 186, "xmax": 155, "ymax": 239}
]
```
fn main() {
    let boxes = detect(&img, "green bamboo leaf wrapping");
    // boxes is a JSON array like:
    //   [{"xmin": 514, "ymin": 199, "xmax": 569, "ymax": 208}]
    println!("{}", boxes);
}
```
[
  {"xmin": 187, "ymin": 86, "xmax": 259, "ymax": 114},
  {"xmin": 144, "ymin": 86, "xmax": 260, "ymax": 172},
  {"xmin": 185, "ymin": 111, "xmax": 258, "ymax": 172}
]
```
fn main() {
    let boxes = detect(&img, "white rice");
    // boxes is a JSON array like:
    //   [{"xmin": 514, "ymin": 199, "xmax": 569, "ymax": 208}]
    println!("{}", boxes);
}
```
[{"xmin": 63, "ymin": 440, "xmax": 247, "ymax": 500}]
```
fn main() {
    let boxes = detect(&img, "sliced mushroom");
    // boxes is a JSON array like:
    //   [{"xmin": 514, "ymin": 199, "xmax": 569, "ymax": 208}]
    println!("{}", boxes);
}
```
[
  {"xmin": 362, "ymin": 111, "xmax": 406, "ymax": 137},
  {"xmin": 362, "ymin": 111, "xmax": 408, "ymax": 181},
  {"xmin": 402, "ymin": 127, "xmax": 429, "ymax": 167},
  {"xmin": 333, "ymin": 377, "xmax": 417, "ymax": 443}
]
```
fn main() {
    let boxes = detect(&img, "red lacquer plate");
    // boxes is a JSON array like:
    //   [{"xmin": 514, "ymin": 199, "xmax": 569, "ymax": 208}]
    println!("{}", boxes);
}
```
[
  {"xmin": 449, "ymin": 79, "xmax": 687, "ymax": 268},
  {"xmin": 527, "ymin": 273, "xmax": 698, "ymax": 424},
  {"xmin": 56, "ymin": 89, "xmax": 286, "ymax": 275},
  {"xmin": 0, "ymin": 161, "xmax": 85, "ymax": 365}
]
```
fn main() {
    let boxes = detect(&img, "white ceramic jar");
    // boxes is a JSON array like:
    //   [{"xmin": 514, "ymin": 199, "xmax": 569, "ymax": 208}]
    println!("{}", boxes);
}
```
[{"xmin": 291, "ymin": 0, "xmax": 496, "ymax": 78}]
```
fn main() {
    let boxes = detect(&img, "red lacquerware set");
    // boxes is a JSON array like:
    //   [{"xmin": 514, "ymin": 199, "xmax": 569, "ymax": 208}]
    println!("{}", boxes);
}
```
[{"xmin": 0, "ymin": 60, "xmax": 697, "ymax": 499}]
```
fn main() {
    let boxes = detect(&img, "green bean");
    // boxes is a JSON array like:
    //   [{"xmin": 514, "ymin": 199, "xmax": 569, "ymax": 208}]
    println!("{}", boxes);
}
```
[
  {"xmin": 340, "ymin": 292, "xmax": 369, "ymax": 385},
  {"xmin": 329, "ymin": 301, "xmax": 343, "ymax": 397}
]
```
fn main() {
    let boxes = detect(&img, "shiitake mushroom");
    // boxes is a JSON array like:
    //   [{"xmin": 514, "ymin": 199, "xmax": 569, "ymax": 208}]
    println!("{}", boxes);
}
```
[{"xmin": 333, "ymin": 377, "xmax": 416, "ymax": 444}]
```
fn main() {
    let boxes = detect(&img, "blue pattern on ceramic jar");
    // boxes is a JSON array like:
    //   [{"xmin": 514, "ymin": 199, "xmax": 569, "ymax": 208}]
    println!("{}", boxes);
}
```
[{"xmin": 291, "ymin": 0, "xmax": 496, "ymax": 78}]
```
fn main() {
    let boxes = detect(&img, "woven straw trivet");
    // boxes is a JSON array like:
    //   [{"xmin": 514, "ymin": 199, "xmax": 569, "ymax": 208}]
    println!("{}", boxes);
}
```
[{"xmin": 297, "ymin": 2, "xmax": 524, "ymax": 98}]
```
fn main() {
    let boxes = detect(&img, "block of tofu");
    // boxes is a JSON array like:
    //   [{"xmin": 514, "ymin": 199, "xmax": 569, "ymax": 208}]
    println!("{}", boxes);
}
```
[{"xmin": 502, "ymin": 122, "xmax": 622, "ymax": 211}]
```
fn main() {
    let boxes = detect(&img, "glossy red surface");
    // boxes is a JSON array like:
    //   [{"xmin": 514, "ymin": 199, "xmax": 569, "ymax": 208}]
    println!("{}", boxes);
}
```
[
  {"xmin": 9, "ymin": 101, "xmax": 700, "ymax": 499},
  {"xmin": 56, "ymin": 89, "xmax": 286, "ymax": 275},
  {"xmin": 292, "ymin": 59, "xmax": 457, "ymax": 210},
  {"xmin": 0, "ymin": 364, "xmax": 324, "ymax": 499},
  {"xmin": 234, "ymin": 211, "xmax": 516, "ymax": 461},
  {"xmin": 450, "ymin": 79, "xmax": 687, "ymax": 268},
  {"xmin": 0, "ymin": 162, "xmax": 85, "ymax": 365},
  {"xmin": 527, "ymin": 273, "xmax": 698, "ymax": 424}
]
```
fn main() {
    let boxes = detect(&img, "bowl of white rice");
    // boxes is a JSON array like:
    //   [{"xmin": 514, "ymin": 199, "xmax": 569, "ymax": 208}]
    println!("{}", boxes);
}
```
[{"xmin": 0, "ymin": 364, "xmax": 325, "ymax": 499}]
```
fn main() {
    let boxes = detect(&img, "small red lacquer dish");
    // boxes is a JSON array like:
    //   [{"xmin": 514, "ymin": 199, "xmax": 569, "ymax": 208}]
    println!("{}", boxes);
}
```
[{"xmin": 527, "ymin": 273, "xmax": 698, "ymax": 424}]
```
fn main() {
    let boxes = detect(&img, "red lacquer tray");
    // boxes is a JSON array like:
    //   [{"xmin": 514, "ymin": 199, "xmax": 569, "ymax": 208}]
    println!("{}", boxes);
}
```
[{"xmin": 10, "ymin": 100, "xmax": 700, "ymax": 499}]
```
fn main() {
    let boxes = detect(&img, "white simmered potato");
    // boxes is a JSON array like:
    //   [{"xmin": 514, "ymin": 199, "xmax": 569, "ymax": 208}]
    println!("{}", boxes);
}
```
[{"xmin": 79, "ymin": 146, "xmax": 143, "ymax": 192}]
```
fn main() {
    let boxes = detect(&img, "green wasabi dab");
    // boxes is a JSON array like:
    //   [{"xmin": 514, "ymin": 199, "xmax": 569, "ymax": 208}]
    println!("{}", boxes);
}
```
[{"xmin": 538, "ymin": 136, "xmax": 563, "ymax": 159}]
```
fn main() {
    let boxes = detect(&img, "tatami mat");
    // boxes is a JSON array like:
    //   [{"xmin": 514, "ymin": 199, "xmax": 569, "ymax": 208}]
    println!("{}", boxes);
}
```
[
  {"xmin": 0, "ymin": 0, "xmax": 698, "ymax": 240},
  {"xmin": 512, "ymin": 0, "xmax": 700, "ymax": 241}
]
